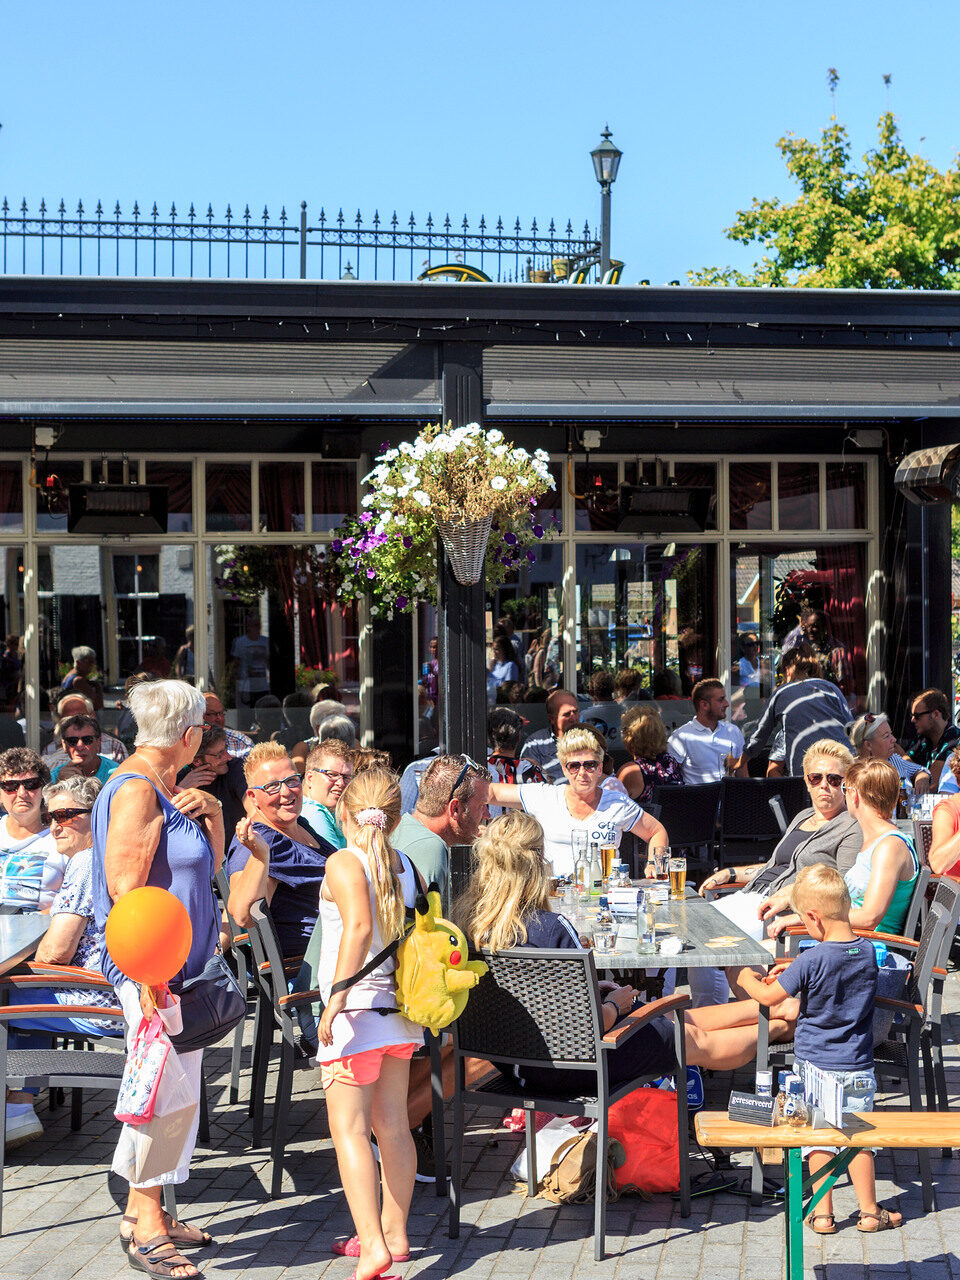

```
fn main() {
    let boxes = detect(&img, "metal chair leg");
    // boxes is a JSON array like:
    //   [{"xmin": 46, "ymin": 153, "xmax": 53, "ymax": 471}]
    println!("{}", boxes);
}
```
[
  {"xmin": 447, "ymin": 1054, "xmax": 464, "ymax": 1240},
  {"xmin": 427, "ymin": 1032, "xmax": 446, "ymax": 1197},
  {"xmin": 229, "ymin": 949, "xmax": 249, "ymax": 1105},
  {"xmin": 594, "ymin": 1088, "xmax": 608, "ymax": 1261},
  {"xmin": 198, "ymin": 1067, "xmax": 210, "ymax": 1145},
  {"xmin": 270, "ymin": 1038, "xmax": 295, "ymax": 1198}
]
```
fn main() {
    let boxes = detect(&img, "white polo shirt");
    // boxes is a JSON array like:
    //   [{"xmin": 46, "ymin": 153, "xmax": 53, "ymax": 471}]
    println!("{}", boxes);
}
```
[{"xmin": 667, "ymin": 718, "xmax": 745, "ymax": 785}]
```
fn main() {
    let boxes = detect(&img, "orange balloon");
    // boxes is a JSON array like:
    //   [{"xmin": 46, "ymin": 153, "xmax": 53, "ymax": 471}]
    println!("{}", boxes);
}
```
[{"xmin": 105, "ymin": 887, "xmax": 193, "ymax": 986}]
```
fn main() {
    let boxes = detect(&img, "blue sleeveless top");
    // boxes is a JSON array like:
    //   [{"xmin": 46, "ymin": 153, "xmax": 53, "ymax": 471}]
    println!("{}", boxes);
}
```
[{"xmin": 91, "ymin": 770, "xmax": 219, "ymax": 989}]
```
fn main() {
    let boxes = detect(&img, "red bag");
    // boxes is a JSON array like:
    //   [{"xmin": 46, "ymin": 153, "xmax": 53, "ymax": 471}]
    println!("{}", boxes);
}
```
[{"xmin": 607, "ymin": 1087, "xmax": 680, "ymax": 1194}]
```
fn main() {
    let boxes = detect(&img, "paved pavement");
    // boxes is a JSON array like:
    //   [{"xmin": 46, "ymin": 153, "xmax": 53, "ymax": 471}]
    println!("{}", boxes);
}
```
[{"xmin": 3, "ymin": 977, "xmax": 960, "ymax": 1279}]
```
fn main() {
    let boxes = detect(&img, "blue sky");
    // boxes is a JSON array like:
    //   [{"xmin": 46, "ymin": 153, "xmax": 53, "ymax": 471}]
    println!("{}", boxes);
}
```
[{"xmin": 3, "ymin": 1, "xmax": 959, "ymax": 285}]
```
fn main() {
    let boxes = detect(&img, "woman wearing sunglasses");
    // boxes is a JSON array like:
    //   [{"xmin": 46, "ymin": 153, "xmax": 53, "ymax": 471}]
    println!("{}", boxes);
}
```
[
  {"xmin": 847, "ymin": 712, "xmax": 931, "ymax": 796},
  {"xmin": 691, "ymin": 741, "xmax": 861, "ymax": 1005},
  {"xmin": 487, "ymin": 727, "xmax": 668, "ymax": 878},
  {"xmin": 5, "ymin": 776, "xmax": 123, "ymax": 1149},
  {"xmin": 0, "ymin": 747, "xmax": 67, "ymax": 913}
]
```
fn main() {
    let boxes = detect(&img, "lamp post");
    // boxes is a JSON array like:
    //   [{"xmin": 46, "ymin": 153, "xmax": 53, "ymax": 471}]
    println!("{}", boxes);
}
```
[{"xmin": 591, "ymin": 125, "xmax": 622, "ymax": 279}]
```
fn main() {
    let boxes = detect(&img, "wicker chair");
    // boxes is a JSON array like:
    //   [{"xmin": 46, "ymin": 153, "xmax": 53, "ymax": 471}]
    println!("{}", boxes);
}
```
[
  {"xmin": 716, "ymin": 777, "xmax": 808, "ymax": 867},
  {"xmin": 645, "ymin": 781, "xmax": 721, "ymax": 871},
  {"xmin": 448, "ymin": 948, "xmax": 691, "ymax": 1261}
]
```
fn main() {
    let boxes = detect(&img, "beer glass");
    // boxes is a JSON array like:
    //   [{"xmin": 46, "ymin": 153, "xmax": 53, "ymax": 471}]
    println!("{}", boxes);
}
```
[
  {"xmin": 668, "ymin": 856, "xmax": 687, "ymax": 900},
  {"xmin": 599, "ymin": 842, "xmax": 616, "ymax": 891}
]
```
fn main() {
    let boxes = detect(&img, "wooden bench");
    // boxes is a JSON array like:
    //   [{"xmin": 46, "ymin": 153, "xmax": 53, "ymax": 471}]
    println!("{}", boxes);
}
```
[{"xmin": 696, "ymin": 1111, "xmax": 960, "ymax": 1280}]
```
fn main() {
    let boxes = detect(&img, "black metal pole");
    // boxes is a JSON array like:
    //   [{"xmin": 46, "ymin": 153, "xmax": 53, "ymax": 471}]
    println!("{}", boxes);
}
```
[{"xmin": 438, "ymin": 342, "xmax": 487, "ymax": 764}]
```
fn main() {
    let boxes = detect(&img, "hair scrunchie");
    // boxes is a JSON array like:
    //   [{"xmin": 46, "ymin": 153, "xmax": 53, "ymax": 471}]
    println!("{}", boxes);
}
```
[{"xmin": 355, "ymin": 807, "xmax": 388, "ymax": 830}]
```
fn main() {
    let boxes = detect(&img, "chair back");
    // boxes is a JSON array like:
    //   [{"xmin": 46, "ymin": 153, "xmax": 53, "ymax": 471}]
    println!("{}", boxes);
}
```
[
  {"xmin": 902, "ymin": 866, "xmax": 932, "ymax": 941},
  {"xmin": 913, "ymin": 819, "xmax": 934, "ymax": 869},
  {"xmin": 453, "ymin": 948, "xmax": 604, "ymax": 1072},
  {"xmin": 906, "ymin": 877, "xmax": 960, "ymax": 1010},
  {"xmin": 647, "ymin": 781, "xmax": 721, "ymax": 848},
  {"xmin": 247, "ymin": 900, "xmax": 290, "ymax": 1009},
  {"xmin": 215, "ymin": 865, "xmax": 247, "ymax": 949},
  {"xmin": 768, "ymin": 794, "xmax": 788, "ymax": 835},
  {"xmin": 720, "ymin": 777, "xmax": 807, "ymax": 840}
]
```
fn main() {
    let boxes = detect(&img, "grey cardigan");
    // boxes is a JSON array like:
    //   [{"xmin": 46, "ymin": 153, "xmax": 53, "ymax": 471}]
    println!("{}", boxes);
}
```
[{"xmin": 744, "ymin": 807, "xmax": 862, "ymax": 898}]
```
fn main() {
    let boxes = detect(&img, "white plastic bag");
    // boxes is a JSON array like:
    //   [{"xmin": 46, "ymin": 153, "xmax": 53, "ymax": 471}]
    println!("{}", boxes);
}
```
[
  {"xmin": 510, "ymin": 1116, "xmax": 594, "ymax": 1181},
  {"xmin": 112, "ymin": 1042, "xmax": 197, "ymax": 1184}
]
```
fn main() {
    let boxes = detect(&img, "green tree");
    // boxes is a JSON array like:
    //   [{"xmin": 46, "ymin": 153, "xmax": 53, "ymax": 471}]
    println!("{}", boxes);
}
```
[{"xmin": 689, "ymin": 112, "xmax": 960, "ymax": 288}]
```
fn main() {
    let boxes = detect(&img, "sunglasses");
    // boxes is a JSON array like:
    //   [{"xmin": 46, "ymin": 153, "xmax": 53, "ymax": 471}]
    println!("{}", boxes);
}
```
[
  {"xmin": 251, "ymin": 774, "xmax": 302, "ymax": 797},
  {"xmin": 911, "ymin": 708, "xmax": 931, "ymax": 720},
  {"xmin": 63, "ymin": 734, "xmax": 97, "ymax": 747},
  {"xmin": 312, "ymin": 767, "xmax": 353, "ymax": 785},
  {"xmin": 806, "ymin": 772, "xmax": 844, "ymax": 788},
  {"xmin": 567, "ymin": 759, "xmax": 602, "ymax": 773},
  {"xmin": 0, "ymin": 777, "xmax": 42, "ymax": 794},
  {"xmin": 447, "ymin": 754, "xmax": 484, "ymax": 806},
  {"xmin": 47, "ymin": 807, "xmax": 92, "ymax": 825}
]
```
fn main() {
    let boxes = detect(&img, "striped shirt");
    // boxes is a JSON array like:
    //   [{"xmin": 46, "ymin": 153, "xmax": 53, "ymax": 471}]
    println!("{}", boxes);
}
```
[{"xmin": 747, "ymin": 678, "xmax": 851, "ymax": 777}]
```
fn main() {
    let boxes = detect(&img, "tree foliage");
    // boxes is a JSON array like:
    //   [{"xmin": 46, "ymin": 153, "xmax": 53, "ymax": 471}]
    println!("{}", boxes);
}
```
[{"xmin": 690, "ymin": 112, "xmax": 960, "ymax": 288}]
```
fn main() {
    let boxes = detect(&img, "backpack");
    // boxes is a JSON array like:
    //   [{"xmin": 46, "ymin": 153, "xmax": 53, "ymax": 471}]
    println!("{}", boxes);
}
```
[
  {"xmin": 330, "ymin": 883, "xmax": 487, "ymax": 1033},
  {"xmin": 537, "ymin": 1129, "xmax": 625, "ymax": 1204}
]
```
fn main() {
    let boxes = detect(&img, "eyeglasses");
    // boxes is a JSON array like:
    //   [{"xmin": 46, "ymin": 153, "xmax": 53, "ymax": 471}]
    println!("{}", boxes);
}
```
[
  {"xmin": 447, "ymin": 754, "xmax": 484, "ymax": 806},
  {"xmin": 566, "ymin": 759, "xmax": 602, "ymax": 773},
  {"xmin": 806, "ymin": 772, "xmax": 844, "ymax": 788},
  {"xmin": 251, "ymin": 774, "xmax": 303, "ymax": 797},
  {"xmin": 63, "ymin": 734, "xmax": 97, "ymax": 747},
  {"xmin": 312, "ymin": 768, "xmax": 353, "ymax": 785},
  {"xmin": 0, "ymin": 777, "xmax": 42, "ymax": 794},
  {"xmin": 47, "ymin": 807, "xmax": 92, "ymax": 825}
]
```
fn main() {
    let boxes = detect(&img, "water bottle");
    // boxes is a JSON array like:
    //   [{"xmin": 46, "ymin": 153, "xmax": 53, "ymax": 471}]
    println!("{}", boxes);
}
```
[
  {"xmin": 589, "ymin": 843, "xmax": 603, "ymax": 898},
  {"xmin": 783, "ymin": 1077, "xmax": 809, "ymax": 1130},
  {"xmin": 636, "ymin": 889, "xmax": 656, "ymax": 953}
]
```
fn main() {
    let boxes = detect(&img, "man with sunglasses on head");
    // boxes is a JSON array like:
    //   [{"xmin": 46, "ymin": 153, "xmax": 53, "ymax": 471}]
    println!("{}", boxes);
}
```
[
  {"xmin": 394, "ymin": 754, "xmax": 491, "ymax": 916},
  {"xmin": 906, "ymin": 687, "xmax": 959, "ymax": 791},
  {"xmin": 0, "ymin": 748, "xmax": 67, "ymax": 914},
  {"xmin": 49, "ymin": 715, "xmax": 119, "ymax": 786}
]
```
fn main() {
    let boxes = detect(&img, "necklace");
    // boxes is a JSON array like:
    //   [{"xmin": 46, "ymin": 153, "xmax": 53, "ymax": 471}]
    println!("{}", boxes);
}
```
[{"xmin": 137, "ymin": 755, "xmax": 175, "ymax": 799}]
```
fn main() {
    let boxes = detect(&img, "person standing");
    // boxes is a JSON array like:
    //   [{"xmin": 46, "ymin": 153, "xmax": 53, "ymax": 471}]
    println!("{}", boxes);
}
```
[
  {"xmin": 92, "ymin": 679, "xmax": 224, "ymax": 1275},
  {"xmin": 519, "ymin": 689, "xmax": 581, "ymax": 783},
  {"xmin": 60, "ymin": 646, "xmax": 104, "ymax": 712},
  {"xmin": 906, "ymin": 688, "xmax": 959, "ymax": 790},
  {"xmin": 231, "ymin": 615, "xmax": 270, "ymax": 708},
  {"xmin": 668, "ymin": 679, "xmax": 748, "ymax": 784},
  {"xmin": 746, "ymin": 647, "xmax": 851, "ymax": 778}
]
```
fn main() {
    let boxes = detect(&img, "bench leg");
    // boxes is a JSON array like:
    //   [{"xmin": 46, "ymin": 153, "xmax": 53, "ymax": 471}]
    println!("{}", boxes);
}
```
[{"xmin": 783, "ymin": 1147, "xmax": 804, "ymax": 1280}]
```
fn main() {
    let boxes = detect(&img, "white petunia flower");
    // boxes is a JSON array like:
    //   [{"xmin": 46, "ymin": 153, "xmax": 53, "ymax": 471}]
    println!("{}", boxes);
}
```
[
  {"xmin": 413, "ymin": 491, "xmax": 431, "ymax": 507},
  {"xmin": 362, "ymin": 494, "xmax": 377, "ymax": 507},
  {"xmin": 399, "ymin": 441, "xmax": 415, "ymax": 456},
  {"xmin": 518, "ymin": 476, "xmax": 529, "ymax": 487},
  {"xmin": 493, "ymin": 444, "xmax": 509, "ymax": 457},
  {"xmin": 511, "ymin": 447, "xmax": 529, "ymax": 462},
  {"xmin": 486, "ymin": 428, "xmax": 504, "ymax": 445},
  {"xmin": 490, "ymin": 476, "xmax": 508, "ymax": 491},
  {"xmin": 381, "ymin": 484, "xmax": 396, "ymax": 496}
]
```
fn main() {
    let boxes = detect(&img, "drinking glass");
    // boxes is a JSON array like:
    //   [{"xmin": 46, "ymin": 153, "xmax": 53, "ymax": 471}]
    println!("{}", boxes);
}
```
[
  {"xmin": 652, "ymin": 846, "xmax": 671, "ymax": 879},
  {"xmin": 668, "ymin": 856, "xmax": 687, "ymax": 900},
  {"xmin": 592, "ymin": 923, "xmax": 618, "ymax": 954}
]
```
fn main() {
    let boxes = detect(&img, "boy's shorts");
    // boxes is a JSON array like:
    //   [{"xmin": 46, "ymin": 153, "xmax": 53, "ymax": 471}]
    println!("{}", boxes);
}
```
[
  {"xmin": 795, "ymin": 1058, "xmax": 876, "ymax": 1156},
  {"xmin": 319, "ymin": 1042, "xmax": 416, "ymax": 1090}
]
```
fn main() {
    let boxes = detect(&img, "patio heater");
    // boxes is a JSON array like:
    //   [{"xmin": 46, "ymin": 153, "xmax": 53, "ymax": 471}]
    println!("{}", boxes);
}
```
[{"xmin": 591, "ymin": 125, "xmax": 622, "ymax": 279}]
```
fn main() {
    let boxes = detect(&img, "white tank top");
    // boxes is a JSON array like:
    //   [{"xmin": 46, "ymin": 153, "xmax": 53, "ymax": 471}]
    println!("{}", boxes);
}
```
[{"xmin": 315, "ymin": 845, "xmax": 420, "ymax": 1062}]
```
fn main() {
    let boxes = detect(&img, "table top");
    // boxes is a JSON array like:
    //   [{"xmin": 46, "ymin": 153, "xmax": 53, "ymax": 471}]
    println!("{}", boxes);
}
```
[
  {"xmin": 0, "ymin": 913, "xmax": 50, "ymax": 976},
  {"xmin": 577, "ymin": 886, "xmax": 774, "ymax": 971},
  {"xmin": 696, "ymin": 1109, "xmax": 960, "ymax": 1150}
]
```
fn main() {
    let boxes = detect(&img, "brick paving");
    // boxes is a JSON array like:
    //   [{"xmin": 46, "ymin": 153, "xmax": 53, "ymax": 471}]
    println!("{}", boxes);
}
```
[{"xmin": 2, "ymin": 981, "xmax": 960, "ymax": 1279}]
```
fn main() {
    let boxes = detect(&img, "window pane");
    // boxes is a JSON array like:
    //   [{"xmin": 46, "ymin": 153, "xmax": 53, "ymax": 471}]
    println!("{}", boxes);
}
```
[
  {"xmin": 205, "ymin": 463, "xmax": 251, "ymax": 532},
  {"xmin": 778, "ymin": 462, "xmax": 820, "ymax": 530},
  {"xmin": 485, "ymin": 542, "xmax": 566, "ymax": 698},
  {"xmin": 575, "ymin": 543, "xmax": 716, "ymax": 699},
  {"xmin": 312, "ymin": 462, "xmax": 356, "ymax": 532},
  {"xmin": 532, "ymin": 461, "xmax": 563, "ymax": 534},
  {"xmin": 826, "ymin": 462, "xmax": 866, "ymax": 529},
  {"xmin": 144, "ymin": 462, "xmax": 193, "ymax": 533},
  {"xmin": 0, "ymin": 464, "xmax": 23, "ymax": 532},
  {"xmin": 36, "ymin": 460, "xmax": 85, "ymax": 533},
  {"xmin": 729, "ymin": 462, "xmax": 771, "ymax": 530},
  {"xmin": 208, "ymin": 544, "xmax": 359, "ymax": 734},
  {"xmin": 260, "ymin": 462, "xmax": 305, "ymax": 533},
  {"xmin": 623, "ymin": 461, "xmax": 718, "ymax": 532},
  {"xmin": 0, "ymin": 548, "xmax": 25, "ymax": 743},
  {"xmin": 574, "ymin": 461, "xmax": 618, "ymax": 532}
]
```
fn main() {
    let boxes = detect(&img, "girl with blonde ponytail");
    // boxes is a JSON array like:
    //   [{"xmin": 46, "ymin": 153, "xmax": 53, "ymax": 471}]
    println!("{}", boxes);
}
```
[{"xmin": 316, "ymin": 767, "xmax": 421, "ymax": 1280}]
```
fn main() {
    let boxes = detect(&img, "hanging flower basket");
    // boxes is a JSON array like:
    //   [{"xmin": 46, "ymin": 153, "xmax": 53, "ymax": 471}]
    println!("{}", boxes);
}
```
[
  {"xmin": 330, "ymin": 422, "xmax": 557, "ymax": 618},
  {"xmin": 437, "ymin": 515, "xmax": 493, "ymax": 586}
]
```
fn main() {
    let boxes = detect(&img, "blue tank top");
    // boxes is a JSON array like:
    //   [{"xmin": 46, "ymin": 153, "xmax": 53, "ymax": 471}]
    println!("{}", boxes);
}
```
[{"xmin": 91, "ymin": 770, "xmax": 219, "ymax": 989}]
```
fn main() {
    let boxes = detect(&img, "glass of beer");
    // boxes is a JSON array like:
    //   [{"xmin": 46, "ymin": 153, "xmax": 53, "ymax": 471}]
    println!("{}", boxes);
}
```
[
  {"xmin": 652, "ymin": 846, "xmax": 671, "ymax": 879},
  {"xmin": 668, "ymin": 856, "xmax": 687, "ymax": 900},
  {"xmin": 599, "ymin": 843, "xmax": 616, "ymax": 891}
]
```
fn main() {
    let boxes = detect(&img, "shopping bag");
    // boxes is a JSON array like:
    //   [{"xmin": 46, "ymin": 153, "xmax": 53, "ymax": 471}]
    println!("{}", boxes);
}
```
[
  {"xmin": 608, "ymin": 1087, "xmax": 680, "ymax": 1194},
  {"xmin": 114, "ymin": 1013, "xmax": 171, "ymax": 1125},
  {"xmin": 112, "ymin": 1044, "xmax": 198, "ymax": 1183},
  {"xmin": 510, "ymin": 1115, "xmax": 590, "ymax": 1181}
]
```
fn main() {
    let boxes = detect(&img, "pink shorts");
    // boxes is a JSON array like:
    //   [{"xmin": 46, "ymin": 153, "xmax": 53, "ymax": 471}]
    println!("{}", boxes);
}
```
[{"xmin": 319, "ymin": 1042, "xmax": 416, "ymax": 1089}]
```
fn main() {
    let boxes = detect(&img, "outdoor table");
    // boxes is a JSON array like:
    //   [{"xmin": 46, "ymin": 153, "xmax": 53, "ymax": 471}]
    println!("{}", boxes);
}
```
[
  {"xmin": 696, "ymin": 1109, "xmax": 960, "ymax": 1280},
  {"xmin": 0, "ymin": 915, "xmax": 49, "ymax": 976}
]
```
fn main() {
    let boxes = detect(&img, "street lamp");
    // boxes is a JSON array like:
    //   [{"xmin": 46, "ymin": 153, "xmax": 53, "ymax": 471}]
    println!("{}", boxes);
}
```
[{"xmin": 590, "ymin": 125, "xmax": 622, "ymax": 279}]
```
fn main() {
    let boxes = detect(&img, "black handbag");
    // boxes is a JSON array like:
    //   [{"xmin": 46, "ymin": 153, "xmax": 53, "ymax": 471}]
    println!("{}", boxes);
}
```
[{"xmin": 167, "ymin": 952, "xmax": 247, "ymax": 1053}]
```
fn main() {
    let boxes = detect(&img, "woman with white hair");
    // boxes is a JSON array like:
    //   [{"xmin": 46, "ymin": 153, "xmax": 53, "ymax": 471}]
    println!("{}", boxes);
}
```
[
  {"xmin": 847, "ymin": 713, "xmax": 930, "ymax": 795},
  {"xmin": 60, "ymin": 645, "xmax": 103, "ymax": 712},
  {"xmin": 92, "ymin": 680, "xmax": 223, "ymax": 1277}
]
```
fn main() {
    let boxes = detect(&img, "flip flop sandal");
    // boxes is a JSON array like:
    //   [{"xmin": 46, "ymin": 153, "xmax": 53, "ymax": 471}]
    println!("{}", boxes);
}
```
[
  {"xmin": 120, "ymin": 1215, "xmax": 213, "ymax": 1253},
  {"xmin": 332, "ymin": 1236, "xmax": 411, "ymax": 1262},
  {"xmin": 127, "ymin": 1235, "xmax": 204, "ymax": 1278},
  {"xmin": 805, "ymin": 1213, "xmax": 836, "ymax": 1235},
  {"xmin": 857, "ymin": 1206, "xmax": 903, "ymax": 1233}
]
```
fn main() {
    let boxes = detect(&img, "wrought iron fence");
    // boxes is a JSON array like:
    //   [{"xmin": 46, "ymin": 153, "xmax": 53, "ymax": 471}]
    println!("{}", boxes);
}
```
[{"xmin": 0, "ymin": 198, "xmax": 601, "ymax": 284}]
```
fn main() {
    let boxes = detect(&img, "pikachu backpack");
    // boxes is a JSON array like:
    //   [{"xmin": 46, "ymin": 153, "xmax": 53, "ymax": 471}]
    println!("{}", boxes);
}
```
[{"xmin": 394, "ymin": 884, "xmax": 488, "ymax": 1033}]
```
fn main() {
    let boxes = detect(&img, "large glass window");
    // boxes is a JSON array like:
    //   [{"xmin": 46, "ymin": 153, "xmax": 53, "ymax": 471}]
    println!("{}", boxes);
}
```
[
  {"xmin": 260, "ymin": 462, "xmax": 305, "ymax": 533},
  {"xmin": 826, "ymin": 462, "xmax": 866, "ymax": 529},
  {"xmin": 206, "ymin": 463, "xmax": 252, "ymax": 532},
  {"xmin": 573, "ymin": 461, "xmax": 619, "ymax": 532},
  {"xmin": 0, "ymin": 465, "xmax": 23, "ymax": 532},
  {"xmin": 575, "ymin": 543, "xmax": 716, "ymax": 697},
  {"xmin": 778, "ymin": 463, "xmax": 820, "ymax": 531},
  {"xmin": 36, "ymin": 460, "xmax": 85, "ymax": 533},
  {"xmin": 312, "ymin": 461, "xmax": 357, "ymax": 532},
  {"xmin": 0, "ymin": 548, "xmax": 25, "ymax": 743},
  {"xmin": 729, "ymin": 462, "xmax": 772, "ymax": 530}
]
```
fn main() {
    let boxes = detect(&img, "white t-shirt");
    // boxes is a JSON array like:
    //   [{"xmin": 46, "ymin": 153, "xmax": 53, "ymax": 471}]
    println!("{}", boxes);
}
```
[
  {"xmin": 0, "ymin": 818, "xmax": 67, "ymax": 911},
  {"xmin": 667, "ymin": 718, "xmax": 745, "ymax": 785},
  {"xmin": 518, "ymin": 783, "xmax": 642, "ymax": 877}
]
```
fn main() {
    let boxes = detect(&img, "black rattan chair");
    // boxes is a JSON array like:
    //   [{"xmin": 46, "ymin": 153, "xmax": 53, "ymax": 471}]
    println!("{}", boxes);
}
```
[
  {"xmin": 214, "ymin": 866, "xmax": 255, "ymax": 1105},
  {"xmin": 717, "ymin": 777, "xmax": 808, "ymax": 867},
  {"xmin": 645, "ymin": 781, "xmax": 721, "ymax": 870},
  {"xmin": 449, "ymin": 948, "xmax": 691, "ymax": 1261}
]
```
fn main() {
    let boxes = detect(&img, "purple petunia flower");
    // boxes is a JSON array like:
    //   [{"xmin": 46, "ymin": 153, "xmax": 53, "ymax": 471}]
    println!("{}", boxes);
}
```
[
  {"xmin": 504, "ymin": 531, "xmax": 517, "ymax": 546},
  {"xmin": 396, "ymin": 594, "xmax": 408, "ymax": 609},
  {"xmin": 359, "ymin": 512, "xmax": 373, "ymax": 525},
  {"xmin": 532, "ymin": 525, "xmax": 544, "ymax": 539},
  {"xmin": 367, "ymin": 568, "xmax": 376, "ymax": 579},
  {"xmin": 402, "ymin": 536, "xmax": 413, "ymax": 549},
  {"xmin": 331, "ymin": 540, "xmax": 342, "ymax": 552}
]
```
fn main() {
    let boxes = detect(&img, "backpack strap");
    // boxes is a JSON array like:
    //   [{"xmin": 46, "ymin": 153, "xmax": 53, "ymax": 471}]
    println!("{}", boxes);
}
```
[{"xmin": 329, "ymin": 910, "xmax": 414, "ymax": 996}]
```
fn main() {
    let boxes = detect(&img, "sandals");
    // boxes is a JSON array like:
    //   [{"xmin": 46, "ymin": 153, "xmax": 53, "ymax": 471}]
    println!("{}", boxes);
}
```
[
  {"xmin": 120, "ymin": 1215, "xmax": 212, "ymax": 1253},
  {"xmin": 857, "ymin": 1206, "xmax": 903, "ymax": 1233},
  {"xmin": 332, "ymin": 1235, "xmax": 410, "ymax": 1262},
  {"xmin": 127, "ymin": 1235, "xmax": 204, "ymax": 1278},
  {"xmin": 806, "ymin": 1213, "xmax": 836, "ymax": 1234}
]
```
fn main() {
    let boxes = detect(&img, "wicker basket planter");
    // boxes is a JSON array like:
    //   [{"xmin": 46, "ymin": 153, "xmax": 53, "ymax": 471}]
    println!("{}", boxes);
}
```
[{"xmin": 437, "ymin": 516, "xmax": 493, "ymax": 586}]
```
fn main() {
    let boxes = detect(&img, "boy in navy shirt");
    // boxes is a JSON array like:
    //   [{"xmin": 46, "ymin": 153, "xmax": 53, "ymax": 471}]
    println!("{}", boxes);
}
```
[{"xmin": 736, "ymin": 864, "xmax": 903, "ymax": 1235}]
